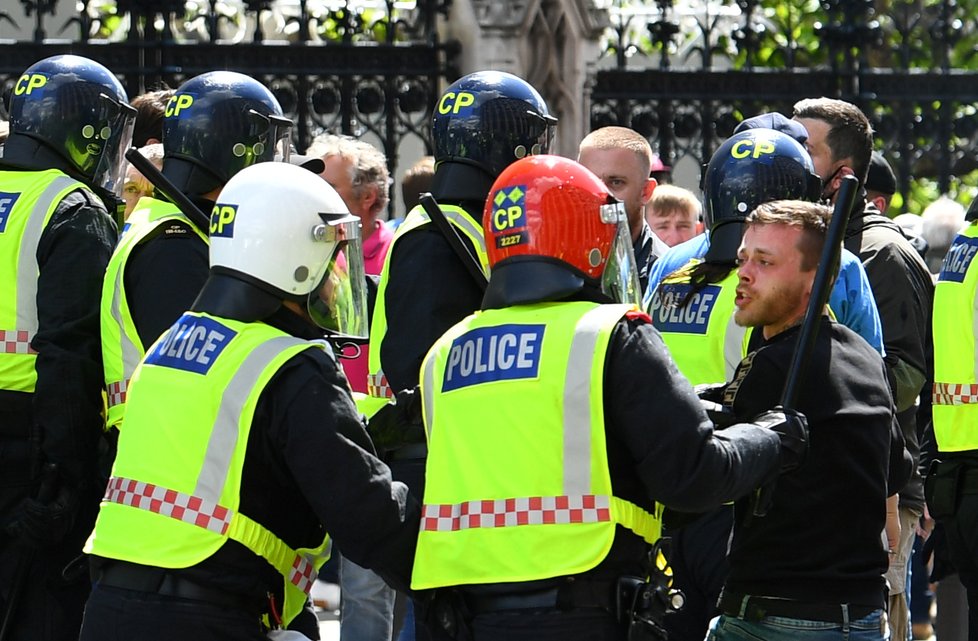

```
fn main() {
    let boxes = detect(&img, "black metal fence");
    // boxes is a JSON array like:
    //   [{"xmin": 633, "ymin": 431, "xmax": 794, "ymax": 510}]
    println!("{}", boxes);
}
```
[
  {"xmin": 591, "ymin": 0, "xmax": 978, "ymax": 213},
  {"xmin": 0, "ymin": 0, "xmax": 458, "ymax": 185}
]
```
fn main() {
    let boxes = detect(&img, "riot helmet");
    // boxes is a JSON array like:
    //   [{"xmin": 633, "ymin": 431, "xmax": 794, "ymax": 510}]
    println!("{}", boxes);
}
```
[
  {"xmin": 162, "ymin": 71, "xmax": 291, "ymax": 197},
  {"xmin": 7, "ymin": 55, "xmax": 136, "ymax": 192},
  {"xmin": 703, "ymin": 128, "xmax": 822, "ymax": 262},
  {"xmin": 432, "ymin": 71, "xmax": 557, "ymax": 180},
  {"xmin": 208, "ymin": 162, "xmax": 368, "ymax": 339},
  {"xmin": 482, "ymin": 155, "xmax": 641, "ymax": 309}
]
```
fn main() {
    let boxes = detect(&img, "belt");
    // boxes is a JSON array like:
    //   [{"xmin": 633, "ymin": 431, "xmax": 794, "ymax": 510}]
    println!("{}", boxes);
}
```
[
  {"xmin": 94, "ymin": 560, "xmax": 258, "ymax": 613},
  {"xmin": 718, "ymin": 592, "xmax": 879, "ymax": 624},
  {"xmin": 463, "ymin": 579, "xmax": 615, "ymax": 615}
]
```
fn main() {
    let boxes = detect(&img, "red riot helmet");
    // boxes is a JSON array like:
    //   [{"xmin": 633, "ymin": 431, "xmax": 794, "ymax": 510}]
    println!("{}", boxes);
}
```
[{"xmin": 482, "ymin": 155, "xmax": 642, "ymax": 309}]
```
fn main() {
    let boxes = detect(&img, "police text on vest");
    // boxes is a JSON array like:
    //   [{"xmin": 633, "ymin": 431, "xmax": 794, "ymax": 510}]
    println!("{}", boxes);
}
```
[
  {"xmin": 443, "ymin": 324, "xmax": 544, "ymax": 391},
  {"xmin": 145, "ymin": 314, "xmax": 238, "ymax": 374}
]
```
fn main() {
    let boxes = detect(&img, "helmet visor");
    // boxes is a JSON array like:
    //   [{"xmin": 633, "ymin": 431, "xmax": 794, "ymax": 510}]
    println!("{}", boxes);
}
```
[
  {"xmin": 243, "ymin": 109, "xmax": 292, "ymax": 167},
  {"xmin": 307, "ymin": 215, "xmax": 369, "ymax": 340},
  {"xmin": 599, "ymin": 200, "xmax": 642, "ymax": 306},
  {"xmin": 90, "ymin": 93, "xmax": 137, "ymax": 193}
]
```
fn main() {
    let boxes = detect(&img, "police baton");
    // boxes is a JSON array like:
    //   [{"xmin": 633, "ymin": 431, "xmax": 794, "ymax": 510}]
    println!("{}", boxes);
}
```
[
  {"xmin": 124, "ymin": 148, "xmax": 211, "ymax": 234},
  {"xmin": 0, "ymin": 463, "xmax": 59, "ymax": 641},
  {"xmin": 419, "ymin": 193, "xmax": 488, "ymax": 293},
  {"xmin": 751, "ymin": 175, "xmax": 860, "ymax": 519}
]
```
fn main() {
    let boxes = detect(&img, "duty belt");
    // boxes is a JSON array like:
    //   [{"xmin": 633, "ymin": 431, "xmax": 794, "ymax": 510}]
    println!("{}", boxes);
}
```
[
  {"xmin": 462, "ymin": 578, "xmax": 616, "ymax": 614},
  {"xmin": 718, "ymin": 591, "xmax": 879, "ymax": 624}
]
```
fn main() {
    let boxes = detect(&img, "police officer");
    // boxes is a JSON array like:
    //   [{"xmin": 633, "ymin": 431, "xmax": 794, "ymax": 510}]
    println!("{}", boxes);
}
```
[
  {"xmin": 928, "ymin": 211, "xmax": 978, "ymax": 638},
  {"xmin": 365, "ymin": 70, "xmax": 557, "ymax": 419},
  {"xmin": 100, "ymin": 71, "xmax": 300, "ymax": 432},
  {"xmin": 411, "ymin": 155, "xmax": 808, "ymax": 641},
  {"xmin": 645, "ymin": 128, "xmax": 884, "ymax": 385},
  {"xmin": 80, "ymin": 161, "xmax": 420, "ymax": 641},
  {"xmin": 0, "ymin": 55, "xmax": 134, "ymax": 641}
]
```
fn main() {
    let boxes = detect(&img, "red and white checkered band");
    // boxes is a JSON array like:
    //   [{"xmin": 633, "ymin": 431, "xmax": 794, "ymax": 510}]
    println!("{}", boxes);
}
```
[
  {"xmin": 421, "ymin": 494, "xmax": 612, "ymax": 532},
  {"xmin": 104, "ymin": 476, "xmax": 231, "ymax": 536},
  {"xmin": 107, "ymin": 379, "xmax": 128, "ymax": 407},
  {"xmin": 0, "ymin": 330, "xmax": 35, "ymax": 355},
  {"xmin": 933, "ymin": 382, "xmax": 978, "ymax": 406},
  {"xmin": 289, "ymin": 555, "xmax": 318, "ymax": 594},
  {"xmin": 367, "ymin": 372, "xmax": 393, "ymax": 399}
]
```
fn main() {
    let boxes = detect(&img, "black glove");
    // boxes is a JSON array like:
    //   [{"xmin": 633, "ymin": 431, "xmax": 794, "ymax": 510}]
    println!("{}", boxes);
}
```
[
  {"xmin": 5, "ymin": 476, "xmax": 79, "ymax": 548},
  {"xmin": 694, "ymin": 383, "xmax": 737, "ymax": 428},
  {"xmin": 366, "ymin": 386, "xmax": 424, "ymax": 453},
  {"xmin": 751, "ymin": 407, "xmax": 808, "ymax": 474}
]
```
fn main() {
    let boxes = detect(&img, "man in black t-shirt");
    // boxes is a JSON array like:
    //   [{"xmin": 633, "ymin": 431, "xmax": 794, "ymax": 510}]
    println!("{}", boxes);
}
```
[{"xmin": 708, "ymin": 200, "xmax": 911, "ymax": 641}]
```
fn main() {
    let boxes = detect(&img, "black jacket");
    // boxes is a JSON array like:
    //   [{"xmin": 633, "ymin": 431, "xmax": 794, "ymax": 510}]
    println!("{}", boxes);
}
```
[{"xmin": 722, "ymin": 319, "xmax": 911, "ymax": 607}]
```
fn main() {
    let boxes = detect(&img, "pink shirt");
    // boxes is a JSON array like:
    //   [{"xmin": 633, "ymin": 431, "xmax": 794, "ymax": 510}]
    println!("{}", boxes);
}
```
[{"xmin": 343, "ymin": 220, "xmax": 395, "ymax": 394}]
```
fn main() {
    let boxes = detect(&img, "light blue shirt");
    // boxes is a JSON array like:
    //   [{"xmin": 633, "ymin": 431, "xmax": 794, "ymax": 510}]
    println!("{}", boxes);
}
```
[{"xmin": 643, "ymin": 233, "xmax": 885, "ymax": 355}]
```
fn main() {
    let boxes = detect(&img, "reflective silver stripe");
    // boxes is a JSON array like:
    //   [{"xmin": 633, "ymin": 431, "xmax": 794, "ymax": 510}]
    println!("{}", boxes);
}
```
[
  {"xmin": 194, "ymin": 335, "xmax": 307, "ymax": 501},
  {"xmin": 104, "ymin": 476, "xmax": 231, "ymax": 535},
  {"xmin": 422, "ymin": 353, "xmax": 437, "ymax": 440},
  {"xmin": 110, "ymin": 256, "xmax": 143, "ymax": 390},
  {"xmin": 16, "ymin": 176, "xmax": 80, "ymax": 333},
  {"xmin": 562, "ymin": 306, "xmax": 619, "ymax": 496},
  {"xmin": 440, "ymin": 209, "xmax": 488, "ymax": 269}
]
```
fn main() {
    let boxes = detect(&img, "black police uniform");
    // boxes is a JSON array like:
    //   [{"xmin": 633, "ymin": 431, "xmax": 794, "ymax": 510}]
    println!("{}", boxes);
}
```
[
  {"xmin": 0, "ymin": 136, "xmax": 118, "ymax": 641},
  {"xmin": 446, "ymin": 308, "xmax": 784, "ymax": 641},
  {"xmin": 716, "ymin": 319, "xmax": 912, "ymax": 625},
  {"xmin": 81, "ymin": 286, "xmax": 421, "ymax": 641},
  {"xmin": 123, "ymin": 201, "xmax": 211, "ymax": 348}
]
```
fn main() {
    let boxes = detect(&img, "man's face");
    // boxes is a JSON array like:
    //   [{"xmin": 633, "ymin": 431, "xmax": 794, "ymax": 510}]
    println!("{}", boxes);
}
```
[
  {"xmin": 793, "ymin": 117, "xmax": 845, "ymax": 202},
  {"xmin": 322, "ymin": 154, "xmax": 369, "ymax": 218},
  {"xmin": 647, "ymin": 210, "xmax": 698, "ymax": 247},
  {"xmin": 734, "ymin": 223, "xmax": 814, "ymax": 339},
  {"xmin": 578, "ymin": 147, "xmax": 655, "ymax": 240},
  {"xmin": 121, "ymin": 164, "xmax": 155, "ymax": 220}
]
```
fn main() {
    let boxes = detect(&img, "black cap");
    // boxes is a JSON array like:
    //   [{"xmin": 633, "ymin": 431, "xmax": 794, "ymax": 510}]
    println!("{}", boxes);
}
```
[
  {"xmin": 865, "ymin": 151, "xmax": 896, "ymax": 195},
  {"xmin": 734, "ymin": 113, "xmax": 809, "ymax": 145}
]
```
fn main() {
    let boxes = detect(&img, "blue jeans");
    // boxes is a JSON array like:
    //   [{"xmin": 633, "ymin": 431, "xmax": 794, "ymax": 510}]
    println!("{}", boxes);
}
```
[
  {"xmin": 339, "ymin": 556, "xmax": 394, "ymax": 641},
  {"xmin": 707, "ymin": 610, "xmax": 889, "ymax": 641}
]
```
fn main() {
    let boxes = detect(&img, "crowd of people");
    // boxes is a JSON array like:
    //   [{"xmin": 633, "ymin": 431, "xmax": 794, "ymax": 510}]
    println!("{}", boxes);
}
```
[{"xmin": 0, "ymin": 53, "xmax": 976, "ymax": 641}]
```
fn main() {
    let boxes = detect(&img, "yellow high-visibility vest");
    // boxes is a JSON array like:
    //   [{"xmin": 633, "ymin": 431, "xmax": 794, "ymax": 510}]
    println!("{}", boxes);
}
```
[
  {"xmin": 932, "ymin": 223, "xmax": 978, "ymax": 451},
  {"xmin": 86, "ymin": 312, "xmax": 331, "ymax": 626},
  {"xmin": 359, "ymin": 203, "xmax": 489, "ymax": 418},
  {"xmin": 412, "ymin": 301, "xmax": 661, "ymax": 589},
  {"xmin": 0, "ymin": 169, "xmax": 91, "ymax": 392},
  {"xmin": 100, "ymin": 197, "xmax": 207, "ymax": 429}
]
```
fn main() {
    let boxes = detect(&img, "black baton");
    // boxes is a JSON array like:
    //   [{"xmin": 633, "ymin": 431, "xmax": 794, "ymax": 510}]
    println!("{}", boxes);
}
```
[{"xmin": 124, "ymin": 148, "xmax": 211, "ymax": 234}]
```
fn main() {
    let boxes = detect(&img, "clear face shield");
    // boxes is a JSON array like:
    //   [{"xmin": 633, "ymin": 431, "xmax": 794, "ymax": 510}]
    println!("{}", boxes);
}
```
[
  {"xmin": 307, "ymin": 213, "xmax": 369, "ymax": 341},
  {"xmin": 527, "ymin": 110, "xmax": 559, "ymax": 155},
  {"xmin": 89, "ymin": 92, "xmax": 137, "ymax": 193},
  {"xmin": 599, "ymin": 199, "xmax": 643, "ymax": 307},
  {"xmin": 246, "ymin": 109, "xmax": 293, "ymax": 164}
]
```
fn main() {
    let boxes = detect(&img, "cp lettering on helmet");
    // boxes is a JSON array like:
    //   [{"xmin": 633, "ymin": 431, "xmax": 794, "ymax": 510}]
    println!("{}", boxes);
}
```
[
  {"xmin": 210, "ymin": 204, "xmax": 237, "ymax": 238},
  {"xmin": 0, "ymin": 192, "xmax": 21, "ymax": 233},
  {"xmin": 730, "ymin": 139, "xmax": 776, "ymax": 160},
  {"xmin": 443, "ymin": 324, "xmax": 544, "ymax": 392},
  {"xmin": 13, "ymin": 73, "xmax": 48, "ymax": 96},
  {"xmin": 437, "ymin": 91, "xmax": 476, "ymax": 115},
  {"xmin": 164, "ymin": 93, "xmax": 196, "ymax": 118},
  {"xmin": 490, "ymin": 185, "xmax": 529, "ymax": 249}
]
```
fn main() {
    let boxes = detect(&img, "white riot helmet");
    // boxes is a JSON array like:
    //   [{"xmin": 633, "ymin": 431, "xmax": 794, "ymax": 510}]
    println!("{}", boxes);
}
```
[{"xmin": 209, "ymin": 162, "xmax": 368, "ymax": 339}]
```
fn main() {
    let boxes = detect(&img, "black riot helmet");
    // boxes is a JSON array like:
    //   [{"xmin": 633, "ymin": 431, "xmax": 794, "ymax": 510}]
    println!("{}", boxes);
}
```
[
  {"xmin": 702, "ymin": 128, "xmax": 822, "ymax": 262},
  {"xmin": 432, "ymin": 71, "xmax": 557, "ymax": 180},
  {"xmin": 7, "ymin": 55, "xmax": 136, "ymax": 192},
  {"xmin": 162, "ymin": 71, "xmax": 291, "ymax": 197}
]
